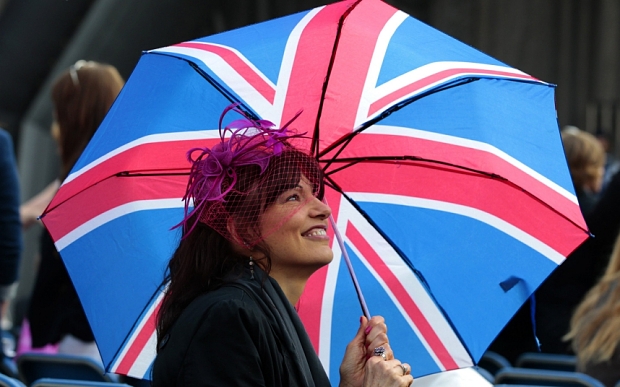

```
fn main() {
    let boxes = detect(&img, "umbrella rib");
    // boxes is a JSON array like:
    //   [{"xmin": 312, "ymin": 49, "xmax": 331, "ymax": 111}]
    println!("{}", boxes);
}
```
[
  {"xmin": 320, "ymin": 75, "xmax": 551, "ymax": 161},
  {"xmin": 311, "ymin": 0, "xmax": 363, "ymax": 157},
  {"xmin": 41, "ymin": 171, "xmax": 190, "ymax": 218},
  {"xmin": 150, "ymin": 52, "xmax": 261, "ymax": 121},
  {"xmin": 324, "ymin": 155, "xmax": 501, "ymax": 179},
  {"xmin": 318, "ymin": 77, "xmax": 480, "ymax": 160},
  {"xmin": 186, "ymin": 60, "xmax": 262, "ymax": 121},
  {"xmin": 324, "ymin": 156, "xmax": 590, "ymax": 235},
  {"xmin": 41, "ymin": 173, "xmax": 124, "ymax": 217},
  {"xmin": 116, "ymin": 171, "xmax": 190, "ymax": 177}
]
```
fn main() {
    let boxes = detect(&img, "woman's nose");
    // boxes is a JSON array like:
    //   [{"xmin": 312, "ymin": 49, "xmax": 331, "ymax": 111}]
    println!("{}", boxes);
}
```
[{"xmin": 311, "ymin": 197, "xmax": 332, "ymax": 219}]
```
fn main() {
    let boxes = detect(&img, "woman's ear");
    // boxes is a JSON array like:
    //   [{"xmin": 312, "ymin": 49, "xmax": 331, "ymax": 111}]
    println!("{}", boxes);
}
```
[
  {"xmin": 226, "ymin": 217, "xmax": 251, "ymax": 255},
  {"xmin": 226, "ymin": 218, "xmax": 268, "ymax": 261}
]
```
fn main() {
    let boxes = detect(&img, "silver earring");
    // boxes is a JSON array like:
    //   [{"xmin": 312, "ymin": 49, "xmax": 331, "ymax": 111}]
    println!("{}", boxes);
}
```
[{"xmin": 249, "ymin": 256, "xmax": 254, "ymax": 279}]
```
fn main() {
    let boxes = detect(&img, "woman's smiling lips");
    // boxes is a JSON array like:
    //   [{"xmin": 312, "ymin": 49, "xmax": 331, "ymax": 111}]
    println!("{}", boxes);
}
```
[{"xmin": 302, "ymin": 226, "xmax": 329, "ymax": 240}]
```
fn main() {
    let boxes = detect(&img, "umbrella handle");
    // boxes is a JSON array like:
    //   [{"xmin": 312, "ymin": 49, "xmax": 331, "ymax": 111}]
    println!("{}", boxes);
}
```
[{"xmin": 329, "ymin": 215, "xmax": 371, "ymax": 320}]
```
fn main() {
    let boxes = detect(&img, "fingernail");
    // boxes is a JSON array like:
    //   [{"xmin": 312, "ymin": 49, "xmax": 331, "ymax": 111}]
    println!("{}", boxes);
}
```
[
  {"xmin": 360, "ymin": 316, "xmax": 364, "ymax": 325},
  {"xmin": 365, "ymin": 325, "xmax": 372, "ymax": 334}
]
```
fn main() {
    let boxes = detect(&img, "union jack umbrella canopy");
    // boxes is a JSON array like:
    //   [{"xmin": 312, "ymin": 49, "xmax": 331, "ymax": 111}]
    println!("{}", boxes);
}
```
[{"xmin": 41, "ymin": 0, "xmax": 589, "ymax": 382}]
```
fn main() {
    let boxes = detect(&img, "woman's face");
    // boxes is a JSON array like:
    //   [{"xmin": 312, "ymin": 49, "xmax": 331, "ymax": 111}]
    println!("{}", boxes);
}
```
[
  {"xmin": 587, "ymin": 165, "xmax": 605, "ymax": 193},
  {"xmin": 258, "ymin": 176, "xmax": 333, "ymax": 277}
]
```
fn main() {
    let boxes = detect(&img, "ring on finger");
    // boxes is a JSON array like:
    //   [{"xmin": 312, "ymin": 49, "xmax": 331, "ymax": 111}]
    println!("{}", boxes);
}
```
[
  {"xmin": 373, "ymin": 346, "xmax": 387, "ymax": 361},
  {"xmin": 400, "ymin": 364, "xmax": 408, "ymax": 375}
]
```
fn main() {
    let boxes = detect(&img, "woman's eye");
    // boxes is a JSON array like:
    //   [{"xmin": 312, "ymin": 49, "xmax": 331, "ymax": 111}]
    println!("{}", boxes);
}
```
[{"xmin": 286, "ymin": 194, "xmax": 300, "ymax": 202}]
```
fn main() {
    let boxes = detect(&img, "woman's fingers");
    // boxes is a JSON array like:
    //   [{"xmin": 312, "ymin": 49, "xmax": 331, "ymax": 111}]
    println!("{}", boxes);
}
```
[
  {"xmin": 365, "ymin": 315, "xmax": 392, "ymax": 360},
  {"xmin": 368, "ymin": 342, "xmax": 392, "ymax": 360},
  {"xmin": 364, "ymin": 316, "xmax": 387, "ymax": 338},
  {"xmin": 398, "ymin": 362, "xmax": 411, "ymax": 376},
  {"xmin": 365, "ymin": 357, "xmax": 414, "ymax": 386},
  {"xmin": 363, "ymin": 316, "xmax": 412, "ymax": 386}
]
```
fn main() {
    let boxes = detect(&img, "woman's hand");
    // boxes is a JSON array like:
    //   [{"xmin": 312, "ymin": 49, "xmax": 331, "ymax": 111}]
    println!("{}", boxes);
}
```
[
  {"xmin": 20, "ymin": 179, "xmax": 59, "ymax": 229},
  {"xmin": 362, "ymin": 355, "xmax": 413, "ymax": 387},
  {"xmin": 339, "ymin": 316, "xmax": 413, "ymax": 387}
]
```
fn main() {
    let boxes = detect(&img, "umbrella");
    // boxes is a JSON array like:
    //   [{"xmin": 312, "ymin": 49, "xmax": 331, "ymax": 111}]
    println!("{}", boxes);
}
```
[{"xmin": 41, "ymin": 0, "xmax": 588, "ymax": 382}]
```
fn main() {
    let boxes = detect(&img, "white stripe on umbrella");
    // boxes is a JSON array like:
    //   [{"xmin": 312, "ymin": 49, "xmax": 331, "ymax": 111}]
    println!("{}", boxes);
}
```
[
  {"xmin": 361, "ymin": 125, "xmax": 578, "ymax": 206},
  {"xmin": 349, "ymin": 192, "xmax": 566, "ymax": 265}
]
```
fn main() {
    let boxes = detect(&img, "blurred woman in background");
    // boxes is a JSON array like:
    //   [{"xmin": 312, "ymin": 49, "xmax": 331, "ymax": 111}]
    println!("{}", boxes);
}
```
[
  {"xmin": 25, "ymin": 61, "xmax": 124, "ymax": 361},
  {"xmin": 564, "ymin": 230, "xmax": 620, "ymax": 386},
  {"xmin": 561, "ymin": 126, "xmax": 606, "ymax": 216}
]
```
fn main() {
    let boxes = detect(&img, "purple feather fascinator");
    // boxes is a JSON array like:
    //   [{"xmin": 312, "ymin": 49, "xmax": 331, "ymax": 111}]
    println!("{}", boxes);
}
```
[{"xmin": 177, "ymin": 104, "xmax": 306, "ymax": 238}]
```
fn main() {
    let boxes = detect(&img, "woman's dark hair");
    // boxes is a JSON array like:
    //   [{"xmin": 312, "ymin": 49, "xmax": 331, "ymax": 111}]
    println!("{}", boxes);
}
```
[
  {"xmin": 52, "ymin": 62, "xmax": 124, "ymax": 180},
  {"xmin": 156, "ymin": 148, "xmax": 323, "ymax": 346}
]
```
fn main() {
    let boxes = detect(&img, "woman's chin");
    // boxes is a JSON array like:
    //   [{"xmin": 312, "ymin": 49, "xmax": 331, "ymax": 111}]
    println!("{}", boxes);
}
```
[{"xmin": 309, "ymin": 250, "xmax": 334, "ymax": 273}]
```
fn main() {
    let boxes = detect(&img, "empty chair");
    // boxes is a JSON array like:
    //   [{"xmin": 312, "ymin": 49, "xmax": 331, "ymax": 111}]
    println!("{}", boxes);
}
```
[
  {"xmin": 31, "ymin": 378, "xmax": 132, "ymax": 387},
  {"xmin": 476, "ymin": 366, "xmax": 495, "ymax": 383},
  {"xmin": 119, "ymin": 377, "xmax": 150, "ymax": 387},
  {"xmin": 495, "ymin": 367, "xmax": 605, "ymax": 387},
  {"xmin": 516, "ymin": 352, "xmax": 577, "ymax": 372},
  {"xmin": 494, "ymin": 385, "xmax": 555, "ymax": 387},
  {"xmin": 479, "ymin": 350, "xmax": 512, "ymax": 375},
  {"xmin": 0, "ymin": 373, "xmax": 25, "ymax": 387},
  {"xmin": 16, "ymin": 353, "xmax": 117, "ymax": 386},
  {"xmin": 0, "ymin": 357, "xmax": 18, "ymax": 379}
]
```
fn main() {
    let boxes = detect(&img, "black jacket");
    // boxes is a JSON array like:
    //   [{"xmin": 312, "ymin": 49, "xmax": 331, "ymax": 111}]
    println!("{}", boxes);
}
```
[
  {"xmin": 28, "ymin": 230, "xmax": 94, "ymax": 347},
  {"xmin": 152, "ymin": 267, "xmax": 331, "ymax": 387},
  {"xmin": 0, "ymin": 129, "xmax": 21, "ymax": 288}
]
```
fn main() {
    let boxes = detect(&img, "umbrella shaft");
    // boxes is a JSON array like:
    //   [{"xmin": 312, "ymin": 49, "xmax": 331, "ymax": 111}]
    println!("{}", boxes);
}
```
[{"xmin": 329, "ymin": 215, "xmax": 370, "ymax": 320}]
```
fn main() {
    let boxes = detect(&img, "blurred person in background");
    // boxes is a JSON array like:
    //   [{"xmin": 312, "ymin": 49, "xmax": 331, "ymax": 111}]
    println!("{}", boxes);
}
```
[
  {"xmin": 594, "ymin": 129, "xmax": 620, "ymax": 192},
  {"xmin": 24, "ymin": 61, "xmax": 124, "ymax": 362},
  {"xmin": 536, "ymin": 127, "xmax": 620, "ymax": 354},
  {"xmin": 489, "ymin": 126, "xmax": 608, "ymax": 361},
  {"xmin": 0, "ymin": 128, "xmax": 22, "ymax": 361},
  {"xmin": 20, "ymin": 180, "xmax": 59, "ymax": 230},
  {"xmin": 561, "ymin": 126, "xmax": 606, "ymax": 216},
  {"xmin": 564, "ymin": 230, "xmax": 620, "ymax": 387}
]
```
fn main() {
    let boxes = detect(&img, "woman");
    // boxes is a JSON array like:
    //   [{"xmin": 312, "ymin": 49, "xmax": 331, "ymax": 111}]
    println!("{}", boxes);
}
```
[
  {"xmin": 152, "ymin": 106, "xmax": 413, "ymax": 387},
  {"xmin": 0, "ymin": 128, "xmax": 21, "ymax": 355},
  {"xmin": 564, "ymin": 231, "xmax": 620, "ymax": 386},
  {"xmin": 26, "ymin": 60, "xmax": 124, "ymax": 360},
  {"xmin": 527, "ymin": 127, "xmax": 608, "ymax": 356}
]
